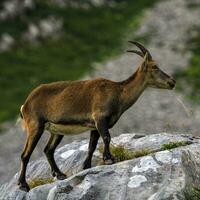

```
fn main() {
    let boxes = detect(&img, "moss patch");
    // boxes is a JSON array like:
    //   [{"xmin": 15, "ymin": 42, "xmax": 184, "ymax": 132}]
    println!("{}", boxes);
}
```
[
  {"xmin": 184, "ymin": 187, "xmax": 200, "ymax": 200},
  {"xmin": 161, "ymin": 141, "xmax": 191, "ymax": 151},
  {"xmin": 98, "ymin": 139, "xmax": 191, "ymax": 163},
  {"xmin": 28, "ymin": 177, "xmax": 54, "ymax": 189},
  {"xmin": 98, "ymin": 143, "xmax": 152, "ymax": 162}
]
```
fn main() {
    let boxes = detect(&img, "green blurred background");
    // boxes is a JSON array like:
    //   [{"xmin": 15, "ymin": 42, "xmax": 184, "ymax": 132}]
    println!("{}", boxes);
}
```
[
  {"xmin": 0, "ymin": 0, "xmax": 157, "ymax": 123},
  {"xmin": 0, "ymin": 0, "xmax": 199, "ymax": 124}
]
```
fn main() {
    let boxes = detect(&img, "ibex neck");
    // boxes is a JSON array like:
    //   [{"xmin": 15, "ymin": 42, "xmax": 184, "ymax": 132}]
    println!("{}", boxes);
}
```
[{"xmin": 120, "ymin": 69, "xmax": 147, "ymax": 111}]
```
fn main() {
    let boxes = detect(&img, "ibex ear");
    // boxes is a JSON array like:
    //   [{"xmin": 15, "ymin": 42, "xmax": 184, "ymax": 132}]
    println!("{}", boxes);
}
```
[{"xmin": 141, "ymin": 53, "xmax": 149, "ymax": 71}]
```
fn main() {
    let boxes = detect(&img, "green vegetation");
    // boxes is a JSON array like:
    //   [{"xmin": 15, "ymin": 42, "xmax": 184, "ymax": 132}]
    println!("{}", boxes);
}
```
[
  {"xmin": 174, "ymin": 28, "xmax": 200, "ymax": 103},
  {"xmin": 0, "ymin": 0, "xmax": 158, "ymax": 123},
  {"xmin": 98, "ymin": 140, "xmax": 191, "ymax": 163},
  {"xmin": 28, "ymin": 177, "xmax": 54, "ymax": 189},
  {"xmin": 184, "ymin": 187, "xmax": 200, "ymax": 200},
  {"xmin": 98, "ymin": 144, "xmax": 152, "ymax": 162},
  {"xmin": 28, "ymin": 139, "xmax": 192, "ymax": 188},
  {"xmin": 161, "ymin": 141, "xmax": 190, "ymax": 151}
]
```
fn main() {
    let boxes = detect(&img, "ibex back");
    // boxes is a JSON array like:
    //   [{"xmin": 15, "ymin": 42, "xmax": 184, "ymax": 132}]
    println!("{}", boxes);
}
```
[{"xmin": 18, "ymin": 41, "xmax": 176, "ymax": 192}]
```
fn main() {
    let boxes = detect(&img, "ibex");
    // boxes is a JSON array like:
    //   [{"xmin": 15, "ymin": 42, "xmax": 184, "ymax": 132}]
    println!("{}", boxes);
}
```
[{"xmin": 17, "ymin": 41, "xmax": 176, "ymax": 191}]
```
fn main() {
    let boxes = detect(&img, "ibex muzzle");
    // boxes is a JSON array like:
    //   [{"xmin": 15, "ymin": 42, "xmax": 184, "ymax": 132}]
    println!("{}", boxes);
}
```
[
  {"xmin": 17, "ymin": 41, "xmax": 176, "ymax": 192},
  {"xmin": 148, "ymin": 66, "xmax": 176, "ymax": 89}
]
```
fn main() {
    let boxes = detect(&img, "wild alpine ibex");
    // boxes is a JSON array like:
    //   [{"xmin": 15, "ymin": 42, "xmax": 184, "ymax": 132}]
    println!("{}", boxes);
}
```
[{"xmin": 18, "ymin": 41, "xmax": 176, "ymax": 191}]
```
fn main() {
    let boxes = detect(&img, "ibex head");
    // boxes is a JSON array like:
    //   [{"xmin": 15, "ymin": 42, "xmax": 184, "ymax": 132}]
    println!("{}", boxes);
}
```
[{"xmin": 127, "ymin": 41, "xmax": 176, "ymax": 90}]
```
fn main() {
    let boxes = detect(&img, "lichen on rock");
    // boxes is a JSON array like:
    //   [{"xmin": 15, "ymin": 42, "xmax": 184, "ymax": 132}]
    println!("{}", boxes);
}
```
[{"xmin": 0, "ymin": 132, "xmax": 200, "ymax": 200}]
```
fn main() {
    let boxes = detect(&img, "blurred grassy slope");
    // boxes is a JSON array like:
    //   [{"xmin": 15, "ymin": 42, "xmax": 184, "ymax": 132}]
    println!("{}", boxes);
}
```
[
  {"xmin": 0, "ymin": 0, "xmax": 158, "ymax": 123},
  {"xmin": 174, "ymin": 29, "xmax": 200, "ymax": 103}
]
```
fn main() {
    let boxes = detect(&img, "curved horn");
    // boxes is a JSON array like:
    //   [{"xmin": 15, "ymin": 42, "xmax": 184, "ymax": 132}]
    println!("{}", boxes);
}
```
[
  {"xmin": 128, "ymin": 41, "xmax": 152, "ymax": 60},
  {"xmin": 126, "ymin": 50, "xmax": 144, "ymax": 58}
]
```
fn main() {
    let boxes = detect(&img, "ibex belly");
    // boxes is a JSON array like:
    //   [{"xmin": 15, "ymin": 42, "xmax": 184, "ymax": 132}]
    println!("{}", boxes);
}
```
[{"xmin": 45, "ymin": 122, "xmax": 93, "ymax": 135}]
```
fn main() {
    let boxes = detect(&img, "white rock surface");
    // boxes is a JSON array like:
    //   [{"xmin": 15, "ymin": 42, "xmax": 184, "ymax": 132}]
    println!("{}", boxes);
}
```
[
  {"xmin": 0, "ymin": 0, "xmax": 200, "ymax": 192},
  {"xmin": 0, "ymin": 133, "xmax": 200, "ymax": 200}
]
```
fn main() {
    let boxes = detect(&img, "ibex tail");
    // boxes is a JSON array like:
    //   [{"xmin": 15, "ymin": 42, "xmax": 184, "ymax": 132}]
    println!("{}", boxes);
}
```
[{"xmin": 16, "ymin": 105, "xmax": 26, "ymax": 131}]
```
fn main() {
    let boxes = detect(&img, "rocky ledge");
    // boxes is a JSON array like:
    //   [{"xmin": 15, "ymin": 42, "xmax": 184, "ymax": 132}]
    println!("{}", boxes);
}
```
[{"xmin": 1, "ymin": 132, "xmax": 200, "ymax": 200}]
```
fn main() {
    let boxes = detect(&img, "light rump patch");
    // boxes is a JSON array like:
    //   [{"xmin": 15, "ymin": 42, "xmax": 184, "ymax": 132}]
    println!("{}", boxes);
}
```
[{"xmin": 45, "ymin": 122, "xmax": 93, "ymax": 135}]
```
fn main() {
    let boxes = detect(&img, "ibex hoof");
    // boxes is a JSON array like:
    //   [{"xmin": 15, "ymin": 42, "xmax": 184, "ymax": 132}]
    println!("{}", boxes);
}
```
[
  {"xmin": 103, "ymin": 155, "xmax": 116, "ymax": 165},
  {"xmin": 83, "ymin": 164, "xmax": 91, "ymax": 170},
  {"xmin": 57, "ymin": 173, "xmax": 67, "ymax": 180},
  {"xmin": 18, "ymin": 182, "xmax": 30, "ymax": 192},
  {"xmin": 83, "ymin": 159, "xmax": 91, "ymax": 170},
  {"xmin": 52, "ymin": 171, "xmax": 67, "ymax": 180},
  {"xmin": 104, "ymin": 159, "xmax": 115, "ymax": 165}
]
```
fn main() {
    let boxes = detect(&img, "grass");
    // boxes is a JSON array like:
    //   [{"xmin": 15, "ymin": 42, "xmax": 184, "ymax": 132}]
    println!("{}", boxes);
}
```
[
  {"xmin": 98, "ymin": 139, "xmax": 192, "ymax": 163},
  {"xmin": 98, "ymin": 143, "xmax": 152, "ymax": 162},
  {"xmin": 174, "ymin": 28, "xmax": 200, "ymax": 104},
  {"xmin": 28, "ymin": 177, "xmax": 54, "ymax": 189},
  {"xmin": 28, "ymin": 139, "xmax": 192, "ymax": 188},
  {"xmin": 161, "ymin": 141, "xmax": 191, "ymax": 151},
  {"xmin": 0, "ymin": 0, "xmax": 158, "ymax": 123},
  {"xmin": 184, "ymin": 187, "xmax": 200, "ymax": 200}
]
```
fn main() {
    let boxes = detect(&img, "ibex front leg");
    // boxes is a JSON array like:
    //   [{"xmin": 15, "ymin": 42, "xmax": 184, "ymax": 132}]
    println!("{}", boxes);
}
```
[
  {"xmin": 95, "ymin": 118, "xmax": 115, "ymax": 164},
  {"xmin": 83, "ymin": 130, "xmax": 100, "ymax": 169}
]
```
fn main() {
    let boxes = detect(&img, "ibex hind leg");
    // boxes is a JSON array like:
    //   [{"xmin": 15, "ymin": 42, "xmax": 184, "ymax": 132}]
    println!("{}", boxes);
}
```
[
  {"xmin": 18, "ymin": 119, "xmax": 44, "ymax": 192},
  {"xmin": 44, "ymin": 134, "xmax": 66, "ymax": 180}
]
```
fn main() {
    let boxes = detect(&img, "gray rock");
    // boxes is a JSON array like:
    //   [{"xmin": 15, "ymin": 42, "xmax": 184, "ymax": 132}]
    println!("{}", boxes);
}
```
[
  {"xmin": 23, "ymin": 23, "xmax": 40, "ymax": 43},
  {"xmin": 39, "ymin": 16, "xmax": 63, "ymax": 38},
  {"xmin": 0, "ymin": 33, "xmax": 14, "ymax": 51},
  {"xmin": 0, "ymin": 0, "xmax": 34, "ymax": 21},
  {"xmin": 111, "ymin": 132, "xmax": 193, "ymax": 151},
  {"xmin": 0, "ymin": 133, "xmax": 200, "ymax": 200},
  {"xmin": 23, "ymin": 16, "xmax": 63, "ymax": 43},
  {"xmin": 45, "ymin": 143, "xmax": 200, "ymax": 200},
  {"xmin": 27, "ymin": 183, "xmax": 56, "ymax": 200},
  {"xmin": 0, "ymin": 0, "xmax": 114, "ymax": 21}
]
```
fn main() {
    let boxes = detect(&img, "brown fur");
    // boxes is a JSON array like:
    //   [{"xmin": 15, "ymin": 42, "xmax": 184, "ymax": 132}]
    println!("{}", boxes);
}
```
[
  {"xmin": 17, "ymin": 42, "xmax": 176, "ymax": 192},
  {"xmin": 21, "ymin": 78, "xmax": 123, "ymax": 129}
]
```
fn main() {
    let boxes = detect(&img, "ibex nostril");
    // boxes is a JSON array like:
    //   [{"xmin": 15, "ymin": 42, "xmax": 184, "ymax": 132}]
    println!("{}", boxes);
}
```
[{"xmin": 168, "ymin": 80, "xmax": 176, "ymax": 88}]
